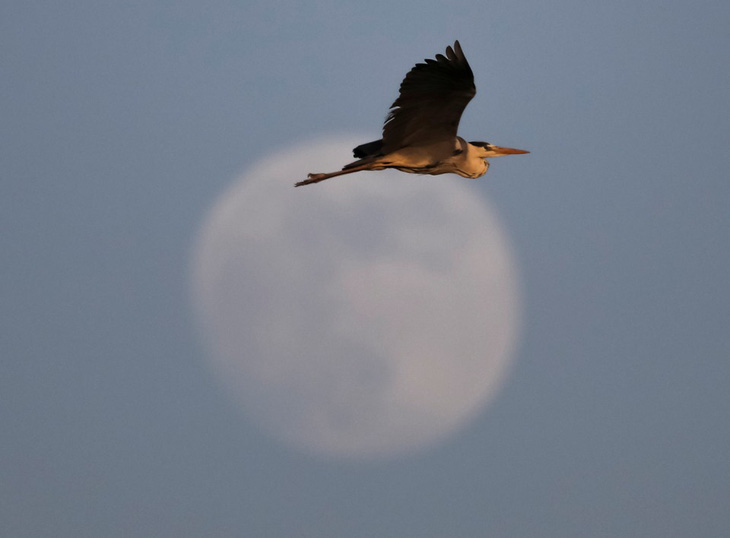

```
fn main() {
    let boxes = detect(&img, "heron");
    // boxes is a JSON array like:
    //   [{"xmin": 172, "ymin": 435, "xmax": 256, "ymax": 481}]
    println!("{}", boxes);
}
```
[{"xmin": 295, "ymin": 41, "xmax": 528, "ymax": 187}]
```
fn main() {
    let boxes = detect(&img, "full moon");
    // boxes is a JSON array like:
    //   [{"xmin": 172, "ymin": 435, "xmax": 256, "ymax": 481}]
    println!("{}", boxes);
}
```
[{"xmin": 191, "ymin": 136, "xmax": 521, "ymax": 460}]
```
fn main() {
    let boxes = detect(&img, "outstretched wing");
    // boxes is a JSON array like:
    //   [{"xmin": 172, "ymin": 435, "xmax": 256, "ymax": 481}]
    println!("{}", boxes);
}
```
[{"xmin": 381, "ymin": 41, "xmax": 476, "ymax": 152}]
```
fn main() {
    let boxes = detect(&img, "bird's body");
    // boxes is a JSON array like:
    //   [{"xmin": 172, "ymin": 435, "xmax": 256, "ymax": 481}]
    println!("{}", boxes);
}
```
[{"xmin": 295, "ymin": 41, "xmax": 527, "ymax": 187}]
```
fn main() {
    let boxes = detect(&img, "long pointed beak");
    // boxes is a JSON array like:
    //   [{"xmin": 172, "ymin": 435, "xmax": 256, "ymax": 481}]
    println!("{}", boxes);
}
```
[{"xmin": 491, "ymin": 145, "xmax": 530, "ymax": 156}]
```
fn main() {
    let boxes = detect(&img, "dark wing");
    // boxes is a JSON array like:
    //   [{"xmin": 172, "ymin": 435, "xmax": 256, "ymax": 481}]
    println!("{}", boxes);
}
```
[{"xmin": 381, "ymin": 41, "xmax": 476, "ymax": 152}]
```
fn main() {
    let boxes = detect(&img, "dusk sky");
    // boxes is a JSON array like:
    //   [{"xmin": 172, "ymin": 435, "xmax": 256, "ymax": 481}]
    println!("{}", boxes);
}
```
[{"xmin": 3, "ymin": 1, "xmax": 729, "ymax": 536}]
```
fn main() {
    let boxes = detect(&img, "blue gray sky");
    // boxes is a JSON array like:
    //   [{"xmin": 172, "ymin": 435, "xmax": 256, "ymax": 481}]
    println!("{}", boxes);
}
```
[{"xmin": 2, "ymin": 1, "xmax": 729, "ymax": 536}]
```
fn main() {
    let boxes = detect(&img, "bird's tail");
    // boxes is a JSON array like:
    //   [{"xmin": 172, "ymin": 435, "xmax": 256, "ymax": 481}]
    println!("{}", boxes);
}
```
[{"xmin": 352, "ymin": 139, "xmax": 383, "ymax": 159}]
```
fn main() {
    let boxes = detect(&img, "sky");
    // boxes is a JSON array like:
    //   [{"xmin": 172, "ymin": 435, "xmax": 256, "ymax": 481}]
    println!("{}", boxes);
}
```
[{"xmin": 2, "ymin": 1, "xmax": 730, "ymax": 536}]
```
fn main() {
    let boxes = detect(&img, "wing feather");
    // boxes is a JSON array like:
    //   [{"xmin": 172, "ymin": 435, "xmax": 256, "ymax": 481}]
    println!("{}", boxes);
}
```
[{"xmin": 381, "ymin": 41, "xmax": 476, "ymax": 152}]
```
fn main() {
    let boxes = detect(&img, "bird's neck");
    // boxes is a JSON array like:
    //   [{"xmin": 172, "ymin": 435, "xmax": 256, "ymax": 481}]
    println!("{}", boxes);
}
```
[{"xmin": 461, "ymin": 143, "xmax": 490, "ymax": 178}]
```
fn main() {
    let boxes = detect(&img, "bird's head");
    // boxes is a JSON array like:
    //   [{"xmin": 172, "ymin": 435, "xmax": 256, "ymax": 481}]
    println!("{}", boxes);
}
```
[{"xmin": 470, "ymin": 141, "xmax": 529, "ymax": 158}]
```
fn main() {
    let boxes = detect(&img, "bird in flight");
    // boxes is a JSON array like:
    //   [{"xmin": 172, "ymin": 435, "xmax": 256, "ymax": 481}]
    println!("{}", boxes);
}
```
[{"xmin": 295, "ymin": 41, "xmax": 528, "ymax": 187}]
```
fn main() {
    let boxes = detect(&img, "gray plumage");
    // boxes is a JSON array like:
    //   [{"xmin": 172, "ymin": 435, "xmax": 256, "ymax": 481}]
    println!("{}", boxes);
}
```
[{"xmin": 295, "ymin": 41, "xmax": 527, "ymax": 187}]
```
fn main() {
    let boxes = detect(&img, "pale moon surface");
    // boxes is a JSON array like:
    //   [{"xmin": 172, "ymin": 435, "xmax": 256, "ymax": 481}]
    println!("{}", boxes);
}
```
[{"xmin": 191, "ymin": 136, "xmax": 521, "ymax": 459}]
